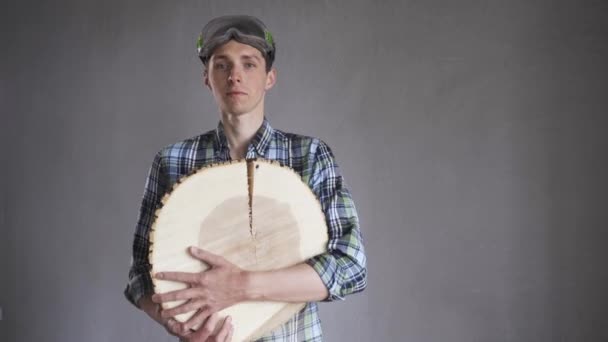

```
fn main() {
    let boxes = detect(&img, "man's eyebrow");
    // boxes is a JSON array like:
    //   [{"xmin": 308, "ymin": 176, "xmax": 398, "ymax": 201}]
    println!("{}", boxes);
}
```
[
  {"xmin": 213, "ymin": 54, "xmax": 262, "ymax": 62},
  {"xmin": 241, "ymin": 55, "xmax": 262, "ymax": 61}
]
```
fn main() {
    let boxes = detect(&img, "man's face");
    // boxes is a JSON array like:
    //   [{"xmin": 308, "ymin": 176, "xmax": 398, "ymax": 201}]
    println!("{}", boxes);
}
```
[{"xmin": 204, "ymin": 40, "xmax": 276, "ymax": 116}]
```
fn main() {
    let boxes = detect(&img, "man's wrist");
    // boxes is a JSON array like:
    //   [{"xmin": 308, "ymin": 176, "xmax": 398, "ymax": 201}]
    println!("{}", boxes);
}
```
[{"xmin": 241, "ymin": 270, "xmax": 264, "ymax": 301}]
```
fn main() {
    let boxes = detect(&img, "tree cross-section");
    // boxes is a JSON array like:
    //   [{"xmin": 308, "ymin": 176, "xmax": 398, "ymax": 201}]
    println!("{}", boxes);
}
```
[{"xmin": 149, "ymin": 159, "xmax": 328, "ymax": 341}]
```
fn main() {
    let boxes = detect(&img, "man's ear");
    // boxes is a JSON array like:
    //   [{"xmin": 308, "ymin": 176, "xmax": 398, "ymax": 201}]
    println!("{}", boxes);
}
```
[
  {"xmin": 203, "ymin": 68, "xmax": 211, "ymax": 89},
  {"xmin": 265, "ymin": 67, "xmax": 277, "ymax": 90}
]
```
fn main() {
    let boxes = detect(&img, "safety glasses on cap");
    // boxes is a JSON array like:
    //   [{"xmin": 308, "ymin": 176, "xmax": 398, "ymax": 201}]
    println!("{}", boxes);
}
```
[{"xmin": 197, "ymin": 15, "xmax": 275, "ymax": 66}]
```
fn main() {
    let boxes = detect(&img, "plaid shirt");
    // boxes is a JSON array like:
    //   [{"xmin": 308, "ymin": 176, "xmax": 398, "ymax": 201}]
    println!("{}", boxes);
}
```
[{"xmin": 125, "ymin": 118, "xmax": 367, "ymax": 341}]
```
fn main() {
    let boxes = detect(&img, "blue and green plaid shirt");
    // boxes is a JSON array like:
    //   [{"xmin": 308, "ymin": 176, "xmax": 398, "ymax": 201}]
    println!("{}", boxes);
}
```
[{"xmin": 125, "ymin": 118, "xmax": 367, "ymax": 341}]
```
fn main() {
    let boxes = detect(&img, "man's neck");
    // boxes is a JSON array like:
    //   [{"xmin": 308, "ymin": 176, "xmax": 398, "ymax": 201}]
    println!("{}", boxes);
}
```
[{"xmin": 220, "ymin": 112, "xmax": 264, "ymax": 160}]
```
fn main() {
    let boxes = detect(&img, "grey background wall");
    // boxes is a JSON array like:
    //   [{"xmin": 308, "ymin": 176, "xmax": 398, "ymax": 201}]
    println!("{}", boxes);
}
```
[{"xmin": 2, "ymin": 0, "xmax": 607, "ymax": 341}]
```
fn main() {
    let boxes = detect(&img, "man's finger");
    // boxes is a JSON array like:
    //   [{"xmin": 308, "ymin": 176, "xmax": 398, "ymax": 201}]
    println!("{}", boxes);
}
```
[
  {"xmin": 152, "ymin": 288, "xmax": 201, "ymax": 304},
  {"xmin": 155, "ymin": 271, "xmax": 199, "ymax": 283},
  {"xmin": 183, "ymin": 306, "xmax": 214, "ymax": 332},
  {"xmin": 166, "ymin": 319, "xmax": 179, "ymax": 334},
  {"xmin": 188, "ymin": 311, "xmax": 218, "ymax": 340},
  {"xmin": 189, "ymin": 246, "xmax": 227, "ymax": 267},
  {"xmin": 161, "ymin": 299, "xmax": 205, "ymax": 319},
  {"xmin": 225, "ymin": 322, "xmax": 234, "ymax": 342},
  {"xmin": 212, "ymin": 316, "xmax": 232, "ymax": 342},
  {"xmin": 166, "ymin": 318, "xmax": 190, "ymax": 338}
]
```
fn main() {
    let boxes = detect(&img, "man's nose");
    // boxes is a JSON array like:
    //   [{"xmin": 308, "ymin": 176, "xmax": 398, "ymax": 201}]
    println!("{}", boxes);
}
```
[{"xmin": 228, "ymin": 66, "xmax": 242, "ymax": 83}]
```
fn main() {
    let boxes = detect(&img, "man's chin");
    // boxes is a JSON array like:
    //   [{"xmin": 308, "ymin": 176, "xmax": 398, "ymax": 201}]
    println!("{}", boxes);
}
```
[{"xmin": 221, "ymin": 107, "xmax": 252, "ymax": 117}]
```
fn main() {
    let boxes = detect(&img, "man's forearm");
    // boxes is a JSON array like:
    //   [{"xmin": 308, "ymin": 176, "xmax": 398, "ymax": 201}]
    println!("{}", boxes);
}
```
[
  {"xmin": 243, "ymin": 263, "xmax": 328, "ymax": 302},
  {"xmin": 150, "ymin": 248, "xmax": 330, "ymax": 328},
  {"xmin": 138, "ymin": 294, "xmax": 166, "ymax": 325}
]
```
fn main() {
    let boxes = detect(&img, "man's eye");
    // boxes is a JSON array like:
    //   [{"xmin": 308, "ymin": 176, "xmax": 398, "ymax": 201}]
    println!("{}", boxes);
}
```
[
  {"xmin": 245, "ymin": 63, "xmax": 256, "ymax": 69},
  {"xmin": 215, "ymin": 63, "xmax": 227, "ymax": 70}
]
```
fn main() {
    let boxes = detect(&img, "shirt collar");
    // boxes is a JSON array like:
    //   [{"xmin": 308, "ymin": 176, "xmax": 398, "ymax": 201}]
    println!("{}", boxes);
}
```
[
  {"xmin": 215, "ymin": 117, "xmax": 274, "ymax": 158},
  {"xmin": 249, "ymin": 117, "xmax": 274, "ymax": 156},
  {"xmin": 215, "ymin": 121, "xmax": 229, "ymax": 153}
]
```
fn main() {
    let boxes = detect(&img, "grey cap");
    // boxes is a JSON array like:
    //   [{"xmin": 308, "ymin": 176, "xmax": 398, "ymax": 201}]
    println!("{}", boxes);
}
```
[{"xmin": 197, "ymin": 15, "xmax": 276, "ymax": 68}]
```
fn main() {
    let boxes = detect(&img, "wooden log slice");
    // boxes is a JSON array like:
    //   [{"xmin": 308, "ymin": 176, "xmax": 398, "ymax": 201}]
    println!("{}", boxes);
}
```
[{"xmin": 150, "ymin": 159, "xmax": 328, "ymax": 341}]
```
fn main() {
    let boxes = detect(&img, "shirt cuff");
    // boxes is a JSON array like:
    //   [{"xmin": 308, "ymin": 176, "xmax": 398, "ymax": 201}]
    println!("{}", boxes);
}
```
[
  {"xmin": 305, "ymin": 254, "xmax": 345, "ymax": 302},
  {"xmin": 124, "ymin": 270, "xmax": 154, "ymax": 308}
]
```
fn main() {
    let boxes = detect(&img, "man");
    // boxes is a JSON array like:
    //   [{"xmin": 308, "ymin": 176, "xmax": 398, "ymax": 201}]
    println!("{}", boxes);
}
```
[{"xmin": 125, "ymin": 15, "xmax": 367, "ymax": 341}]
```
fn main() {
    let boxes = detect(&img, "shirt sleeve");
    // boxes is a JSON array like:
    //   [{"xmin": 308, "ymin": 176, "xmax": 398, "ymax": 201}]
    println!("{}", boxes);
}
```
[
  {"xmin": 124, "ymin": 151, "xmax": 168, "ymax": 307},
  {"xmin": 305, "ymin": 140, "xmax": 368, "ymax": 301}
]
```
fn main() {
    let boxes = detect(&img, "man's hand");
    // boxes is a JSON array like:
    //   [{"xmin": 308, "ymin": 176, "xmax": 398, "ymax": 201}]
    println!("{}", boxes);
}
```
[
  {"xmin": 138, "ymin": 295, "xmax": 191, "ymax": 339},
  {"xmin": 152, "ymin": 246, "xmax": 249, "ymax": 331},
  {"xmin": 141, "ymin": 296, "xmax": 233, "ymax": 342},
  {"xmin": 179, "ymin": 314, "xmax": 234, "ymax": 342},
  {"xmin": 164, "ymin": 318, "xmax": 190, "ymax": 338}
]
